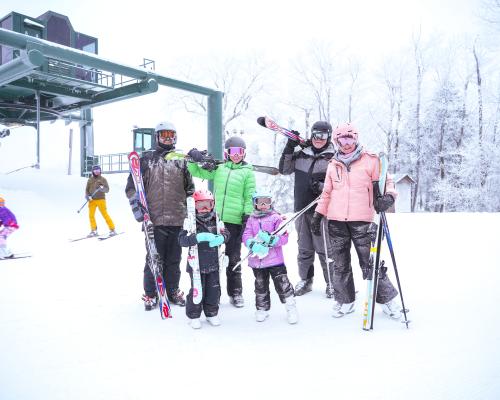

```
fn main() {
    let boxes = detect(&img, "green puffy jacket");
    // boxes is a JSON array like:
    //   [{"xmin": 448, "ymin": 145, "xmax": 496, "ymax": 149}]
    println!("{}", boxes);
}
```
[{"xmin": 188, "ymin": 161, "xmax": 256, "ymax": 225}]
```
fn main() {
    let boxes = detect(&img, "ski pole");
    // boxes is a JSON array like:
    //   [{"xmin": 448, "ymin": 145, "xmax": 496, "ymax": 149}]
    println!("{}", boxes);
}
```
[
  {"xmin": 321, "ymin": 217, "xmax": 334, "ymax": 294},
  {"xmin": 232, "ymin": 195, "xmax": 321, "ymax": 271},
  {"xmin": 76, "ymin": 187, "xmax": 101, "ymax": 213},
  {"xmin": 380, "ymin": 211, "xmax": 411, "ymax": 328}
]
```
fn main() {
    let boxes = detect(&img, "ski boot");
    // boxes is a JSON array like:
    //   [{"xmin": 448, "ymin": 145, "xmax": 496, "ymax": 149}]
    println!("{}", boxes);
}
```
[
  {"xmin": 206, "ymin": 315, "xmax": 221, "ymax": 326},
  {"xmin": 229, "ymin": 294, "xmax": 244, "ymax": 308},
  {"xmin": 87, "ymin": 230, "xmax": 98, "ymax": 238},
  {"xmin": 142, "ymin": 294, "xmax": 158, "ymax": 311},
  {"xmin": 255, "ymin": 310, "xmax": 269, "ymax": 322},
  {"xmin": 381, "ymin": 299, "xmax": 402, "ymax": 319},
  {"xmin": 168, "ymin": 289, "xmax": 186, "ymax": 306},
  {"xmin": 109, "ymin": 230, "xmax": 117, "ymax": 237},
  {"xmin": 285, "ymin": 297, "xmax": 299, "ymax": 324},
  {"xmin": 294, "ymin": 278, "xmax": 313, "ymax": 296},
  {"xmin": 332, "ymin": 301, "xmax": 355, "ymax": 318},
  {"xmin": 190, "ymin": 318, "xmax": 201, "ymax": 329}
]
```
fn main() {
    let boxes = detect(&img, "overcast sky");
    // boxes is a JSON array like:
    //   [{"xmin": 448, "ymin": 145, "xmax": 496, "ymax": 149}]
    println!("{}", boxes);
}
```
[{"xmin": 0, "ymin": 0, "xmax": 488, "ymax": 171}]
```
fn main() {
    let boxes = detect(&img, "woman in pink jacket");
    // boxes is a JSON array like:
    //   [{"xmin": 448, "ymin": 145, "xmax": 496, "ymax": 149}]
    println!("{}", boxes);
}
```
[
  {"xmin": 311, "ymin": 123, "xmax": 401, "ymax": 319},
  {"xmin": 242, "ymin": 192, "xmax": 298, "ymax": 324}
]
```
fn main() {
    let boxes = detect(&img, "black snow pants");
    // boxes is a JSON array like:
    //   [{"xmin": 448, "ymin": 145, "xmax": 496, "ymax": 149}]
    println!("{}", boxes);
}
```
[
  {"xmin": 186, "ymin": 270, "xmax": 221, "ymax": 319},
  {"xmin": 328, "ymin": 221, "xmax": 398, "ymax": 304},
  {"xmin": 224, "ymin": 222, "xmax": 243, "ymax": 297},
  {"xmin": 253, "ymin": 265, "xmax": 294, "ymax": 311},
  {"xmin": 144, "ymin": 225, "xmax": 182, "ymax": 297}
]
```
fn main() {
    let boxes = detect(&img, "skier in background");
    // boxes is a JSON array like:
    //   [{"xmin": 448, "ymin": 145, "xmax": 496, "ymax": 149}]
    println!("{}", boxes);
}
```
[
  {"xmin": 0, "ymin": 196, "xmax": 19, "ymax": 259},
  {"xmin": 179, "ymin": 189, "xmax": 230, "ymax": 329},
  {"xmin": 242, "ymin": 191, "xmax": 298, "ymax": 324},
  {"xmin": 187, "ymin": 136, "xmax": 256, "ymax": 308},
  {"xmin": 312, "ymin": 122, "xmax": 401, "ymax": 319},
  {"xmin": 126, "ymin": 121, "xmax": 194, "ymax": 310},
  {"xmin": 279, "ymin": 121, "xmax": 336, "ymax": 298},
  {"xmin": 85, "ymin": 165, "xmax": 116, "ymax": 237}
]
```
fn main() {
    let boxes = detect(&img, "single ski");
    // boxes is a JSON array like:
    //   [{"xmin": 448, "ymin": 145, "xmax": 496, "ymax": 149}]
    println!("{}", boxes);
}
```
[
  {"xmin": 168, "ymin": 151, "xmax": 279, "ymax": 175},
  {"xmin": 185, "ymin": 196, "xmax": 203, "ymax": 304},
  {"xmin": 98, "ymin": 232, "xmax": 124, "ymax": 241},
  {"xmin": 128, "ymin": 151, "xmax": 172, "ymax": 319},
  {"xmin": 69, "ymin": 234, "xmax": 102, "ymax": 242},
  {"xmin": 362, "ymin": 153, "xmax": 389, "ymax": 331},
  {"xmin": 0, "ymin": 254, "xmax": 32, "ymax": 261},
  {"xmin": 257, "ymin": 116, "xmax": 309, "ymax": 146}
]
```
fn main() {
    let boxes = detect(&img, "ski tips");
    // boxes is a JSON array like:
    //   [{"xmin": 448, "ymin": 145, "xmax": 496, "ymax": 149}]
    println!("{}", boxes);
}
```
[{"xmin": 256, "ymin": 116, "xmax": 266, "ymax": 127}]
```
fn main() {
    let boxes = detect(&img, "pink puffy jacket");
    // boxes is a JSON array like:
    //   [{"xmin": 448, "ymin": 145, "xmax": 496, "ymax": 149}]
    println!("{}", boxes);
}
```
[{"xmin": 315, "ymin": 151, "xmax": 397, "ymax": 222}]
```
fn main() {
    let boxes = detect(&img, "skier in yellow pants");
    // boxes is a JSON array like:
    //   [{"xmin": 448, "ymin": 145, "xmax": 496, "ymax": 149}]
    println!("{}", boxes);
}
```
[{"xmin": 85, "ymin": 165, "xmax": 116, "ymax": 237}]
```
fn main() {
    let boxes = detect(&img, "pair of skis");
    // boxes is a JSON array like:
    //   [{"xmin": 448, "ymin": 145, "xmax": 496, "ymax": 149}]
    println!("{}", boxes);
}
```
[
  {"xmin": 128, "ymin": 151, "xmax": 172, "ymax": 319},
  {"xmin": 168, "ymin": 151, "xmax": 279, "ymax": 176},
  {"xmin": 69, "ymin": 232, "xmax": 123, "ymax": 242},
  {"xmin": 362, "ymin": 154, "xmax": 410, "ymax": 330}
]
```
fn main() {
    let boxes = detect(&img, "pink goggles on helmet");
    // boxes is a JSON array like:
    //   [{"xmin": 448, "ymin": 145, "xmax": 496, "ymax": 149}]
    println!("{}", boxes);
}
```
[
  {"xmin": 225, "ymin": 146, "xmax": 246, "ymax": 159},
  {"xmin": 337, "ymin": 136, "xmax": 357, "ymax": 147}
]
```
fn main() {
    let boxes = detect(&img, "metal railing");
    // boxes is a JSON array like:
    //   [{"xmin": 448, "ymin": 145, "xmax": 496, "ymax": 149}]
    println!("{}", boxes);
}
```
[{"xmin": 84, "ymin": 152, "xmax": 129, "ymax": 176}]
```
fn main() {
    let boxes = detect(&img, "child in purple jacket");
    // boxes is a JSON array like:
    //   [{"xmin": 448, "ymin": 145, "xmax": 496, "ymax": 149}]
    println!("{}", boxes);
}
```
[
  {"xmin": 242, "ymin": 192, "xmax": 298, "ymax": 324},
  {"xmin": 0, "ymin": 196, "xmax": 19, "ymax": 259}
]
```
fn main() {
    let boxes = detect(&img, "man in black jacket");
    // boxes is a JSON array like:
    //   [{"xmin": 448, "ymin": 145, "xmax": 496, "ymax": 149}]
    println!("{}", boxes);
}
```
[
  {"xmin": 125, "ymin": 121, "xmax": 194, "ymax": 310},
  {"xmin": 279, "ymin": 121, "xmax": 336, "ymax": 298}
]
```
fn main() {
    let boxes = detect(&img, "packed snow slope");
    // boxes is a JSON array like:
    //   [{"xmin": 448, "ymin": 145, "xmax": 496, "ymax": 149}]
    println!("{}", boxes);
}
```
[{"xmin": 1, "ymin": 169, "xmax": 499, "ymax": 400}]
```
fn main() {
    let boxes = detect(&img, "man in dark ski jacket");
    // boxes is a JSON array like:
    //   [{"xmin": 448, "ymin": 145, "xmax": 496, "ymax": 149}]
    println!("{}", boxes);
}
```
[
  {"xmin": 125, "ymin": 121, "xmax": 194, "ymax": 310},
  {"xmin": 279, "ymin": 120, "xmax": 336, "ymax": 298}
]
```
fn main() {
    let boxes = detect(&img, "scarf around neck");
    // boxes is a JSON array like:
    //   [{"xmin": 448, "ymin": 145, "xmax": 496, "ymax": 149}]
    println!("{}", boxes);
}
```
[{"xmin": 335, "ymin": 145, "xmax": 364, "ymax": 168}]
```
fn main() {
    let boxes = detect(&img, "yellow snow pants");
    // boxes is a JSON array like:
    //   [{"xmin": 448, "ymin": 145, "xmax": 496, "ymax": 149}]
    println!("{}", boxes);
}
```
[{"xmin": 88, "ymin": 199, "xmax": 115, "ymax": 231}]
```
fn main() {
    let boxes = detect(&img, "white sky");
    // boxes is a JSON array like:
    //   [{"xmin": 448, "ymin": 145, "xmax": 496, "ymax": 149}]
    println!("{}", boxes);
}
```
[{"xmin": 0, "ymin": 0, "xmax": 487, "ymax": 171}]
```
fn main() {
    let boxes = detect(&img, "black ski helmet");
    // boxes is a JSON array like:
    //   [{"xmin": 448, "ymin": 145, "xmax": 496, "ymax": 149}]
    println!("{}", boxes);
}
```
[
  {"xmin": 224, "ymin": 136, "xmax": 246, "ymax": 149},
  {"xmin": 311, "ymin": 121, "xmax": 333, "ymax": 140},
  {"xmin": 91, "ymin": 165, "xmax": 101, "ymax": 175}
]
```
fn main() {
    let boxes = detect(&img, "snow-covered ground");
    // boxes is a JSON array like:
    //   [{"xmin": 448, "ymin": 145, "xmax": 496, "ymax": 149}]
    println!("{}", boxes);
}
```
[{"xmin": 1, "ymin": 168, "xmax": 499, "ymax": 400}]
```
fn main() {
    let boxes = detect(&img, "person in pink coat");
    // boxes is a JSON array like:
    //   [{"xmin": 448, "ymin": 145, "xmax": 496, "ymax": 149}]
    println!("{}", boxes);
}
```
[
  {"xmin": 242, "ymin": 192, "xmax": 298, "ymax": 324},
  {"xmin": 311, "ymin": 123, "xmax": 402, "ymax": 319}
]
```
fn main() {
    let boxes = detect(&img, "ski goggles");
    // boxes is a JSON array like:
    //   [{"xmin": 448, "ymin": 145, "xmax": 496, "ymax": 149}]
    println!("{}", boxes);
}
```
[
  {"xmin": 254, "ymin": 197, "xmax": 272, "ymax": 206},
  {"xmin": 195, "ymin": 199, "xmax": 214, "ymax": 210},
  {"xmin": 337, "ymin": 136, "xmax": 357, "ymax": 147},
  {"xmin": 157, "ymin": 130, "xmax": 176, "ymax": 139},
  {"xmin": 311, "ymin": 131, "xmax": 330, "ymax": 140},
  {"xmin": 227, "ymin": 147, "xmax": 245, "ymax": 156}
]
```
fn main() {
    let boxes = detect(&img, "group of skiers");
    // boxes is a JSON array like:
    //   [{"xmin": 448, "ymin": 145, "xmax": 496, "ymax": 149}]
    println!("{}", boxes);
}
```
[
  {"xmin": 1, "ymin": 118, "xmax": 403, "ymax": 328},
  {"xmin": 122, "ymin": 119, "xmax": 403, "ymax": 328}
]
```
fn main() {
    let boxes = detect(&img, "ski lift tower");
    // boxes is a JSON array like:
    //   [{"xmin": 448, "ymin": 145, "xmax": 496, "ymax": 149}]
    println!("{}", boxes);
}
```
[{"xmin": 0, "ymin": 10, "xmax": 223, "ymax": 175}]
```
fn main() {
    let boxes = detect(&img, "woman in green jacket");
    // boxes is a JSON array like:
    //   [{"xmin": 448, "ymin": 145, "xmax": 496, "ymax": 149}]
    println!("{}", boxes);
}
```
[{"xmin": 188, "ymin": 136, "xmax": 256, "ymax": 307}]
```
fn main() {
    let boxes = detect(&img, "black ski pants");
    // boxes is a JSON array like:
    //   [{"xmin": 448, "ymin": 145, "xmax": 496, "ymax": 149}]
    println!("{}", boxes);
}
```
[
  {"xmin": 224, "ymin": 222, "xmax": 243, "ymax": 297},
  {"xmin": 144, "ymin": 225, "xmax": 182, "ymax": 297},
  {"xmin": 253, "ymin": 265, "xmax": 294, "ymax": 311},
  {"xmin": 186, "ymin": 270, "xmax": 221, "ymax": 319},
  {"xmin": 328, "ymin": 220, "xmax": 398, "ymax": 304},
  {"xmin": 295, "ymin": 211, "xmax": 335, "ymax": 284}
]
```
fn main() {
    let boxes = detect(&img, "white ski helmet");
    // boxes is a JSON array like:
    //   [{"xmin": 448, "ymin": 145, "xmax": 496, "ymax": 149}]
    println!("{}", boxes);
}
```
[
  {"xmin": 155, "ymin": 121, "xmax": 176, "ymax": 132},
  {"xmin": 155, "ymin": 121, "xmax": 177, "ymax": 147}
]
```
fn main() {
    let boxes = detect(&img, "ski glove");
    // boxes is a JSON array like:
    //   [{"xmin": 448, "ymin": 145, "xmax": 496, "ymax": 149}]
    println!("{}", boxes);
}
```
[
  {"xmin": 208, "ymin": 234, "xmax": 224, "ymax": 247},
  {"xmin": 311, "ymin": 212, "xmax": 323, "ymax": 236},
  {"xmin": 310, "ymin": 179, "xmax": 324, "ymax": 196},
  {"xmin": 283, "ymin": 138, "xmax": 298, "ymax": 154},
  {"xmin": 196, "ymin": 232, "xmax": 216, "ymax": 243},
  {"xmin": 187, "ymin": 148, "xmax": 204, "ymax": 162},
  {"xmin": 373, "ymin": 181, "xmax": 395, "ymax": 213},
  {"xmin": 129, "ymin": 194, "xmax": 145, "ymax": 222},
  {"xmin": 257, "ymin": 230, "xmax": 279, "ymax": 247},
  {"xmin": 246, "ymin": 239, "xmax": 269, "ymax": 259}
]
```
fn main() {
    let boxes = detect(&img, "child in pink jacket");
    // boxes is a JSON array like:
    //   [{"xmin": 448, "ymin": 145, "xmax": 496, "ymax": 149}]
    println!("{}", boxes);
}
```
[
  {"xmin": 242, "ymin": 192, "xmax": 298, "ymax": 324},
  {"xmin": 311, "ymin": 123, "xmax": 402, "ymax": 319}
]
